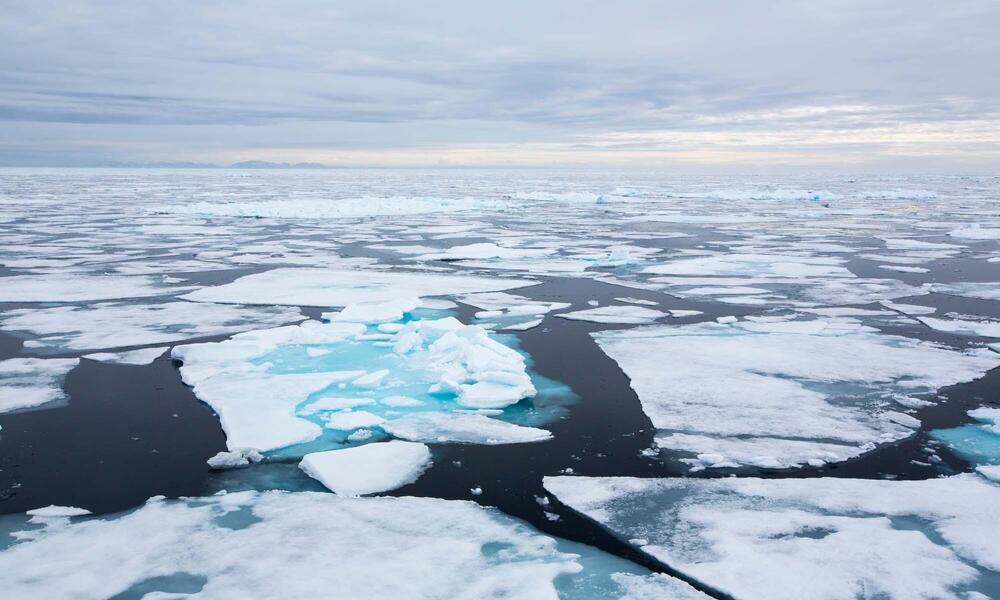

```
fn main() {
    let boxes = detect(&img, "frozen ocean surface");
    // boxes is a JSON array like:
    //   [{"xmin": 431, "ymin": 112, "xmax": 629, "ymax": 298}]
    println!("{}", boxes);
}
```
[{"xmin": 1, "ymin": 168, "xmax": 999, "ymax": 599}]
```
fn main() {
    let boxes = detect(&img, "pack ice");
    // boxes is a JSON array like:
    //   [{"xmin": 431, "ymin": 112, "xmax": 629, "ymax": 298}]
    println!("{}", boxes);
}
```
[
  {"xmin": 0, "ymin": 357, "xmax": 79, "ymax": 414},
  {"xmin": 171, "ymin": 300, "xmax": 549, "ymax": 453},
  {"xmin": 592, "ymin": 317, "xmax": 1000, "ymax": 469},
  {"xmin": 545, "ymin": 473, "xmax": 1000, "ymax": 600}
]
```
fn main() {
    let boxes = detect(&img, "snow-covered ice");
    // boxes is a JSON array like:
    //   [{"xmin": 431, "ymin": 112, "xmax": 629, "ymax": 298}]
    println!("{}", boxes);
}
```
[
  {"xmin": 182, "ymin": 267, "xmax": 537, "ymax": 307},
  {"xmin": 0, "ymin": 491, "xmax": 583, "ymax": 599},
  {"xmin": 592, "ymin": 318, "xmax": 1000, "ymax": 469},
  {"xmin": 381, "ymin": 412, "xmax": 553, "ymax": 444},
  {"xmin": 0, "ymin": 357, "xmax": 79, "ymax": 414},
  {"xmin": 545, "ymin": 474, "xmax": 1000, "ymax": 600},
  {"xmin": 299, "ymin": 440, "xmax": 432, "ymax": 495},
  {"xmin": 556, "ymin": 306, "xmax": 667, "ymax": 325},
  {"xmin": 83, "ymin": 346, "xmax": 168, "ymax": 365}
]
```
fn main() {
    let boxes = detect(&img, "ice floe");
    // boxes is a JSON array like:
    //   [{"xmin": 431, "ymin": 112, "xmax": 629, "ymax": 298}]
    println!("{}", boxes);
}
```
[
  {"xmin": 0, "ymin": 357, "xmax": 79, "ymax": 414},
  {"xmin": 592, "ymin": 318, "xmax": 1000, "ymax": 469},
  {"xmin": 299, "ymin": 440, "xmax": 432, "ymax": 496},
  {"xmin": 931, "ymin": 407, "xmax": 1000, "ymax": 467},
  {"xmin": 157, "ymin": 196, "xmax": 502, "ymax": 219},
  {"xmin": 183, "ymin": 268, "xmax": 537, "ymax": 307},
  {"xmin": 545, "ymin": 474, "xmax": 1000, "ymax": 600},
  {"xmin": 1, "ymin": 302, "xmax": 304, "ymax": 352},
  {"xmin": 83, "ymin": 347, "xmax": 168, "ymax": 365},
  {"xmin": 556, "ymin": 306, "xmax": 667, "ymax": 325},
  {"xmin": 381, "ymin": 412, "xmax": 553, "ymax": 444},
  {"xmin": 172, "ymin": 310, "xmax": 545, "ymax": 453},
  {"xmin": 0, "ymin": 491, "xmax": 582, "ymax": 599},
  {"xmin": 0, "ymin": 274, "xmax": 187, "ymax": 302}
]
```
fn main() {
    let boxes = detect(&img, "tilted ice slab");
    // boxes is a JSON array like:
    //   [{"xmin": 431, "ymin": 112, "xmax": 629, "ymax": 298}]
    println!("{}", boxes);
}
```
[
  {"xmin": 299, "ymin": 441, "xmax": 432, "ymax": 496},
  {"xmin": 155, "ymin": 196, "xmax": 503, "ymax": 219},
  {"xmin": 1, "ymin": 302, "xmax": 304, "ymax": 352},
  {"xmin": 182, "ymin": 267, "xmax": 537, "ymax": 307},
  {"xmin": 172, "ymin": 309, "xmax": 540, "ymax": 452},
  {"xmin": 0, "ymin": 491, "xmax": 582, "ymax": 599},
  {"xmin": 544, "ymin": 474, "xmax": 1000, "ymax": 600},
  {"xmin": 0, "ymin": 274, "xmax": 189, "ymax": 302},
  {"xmin": 0, "ymin": 358, "xmax": 79, "ymax": 414},
  {"xmin": 556, "ymin": 306, "xmax": 667, "ymax": 325},
  {"xmin": 592, "ymin": 318, "xmax": 1000, "ymax": 469}
]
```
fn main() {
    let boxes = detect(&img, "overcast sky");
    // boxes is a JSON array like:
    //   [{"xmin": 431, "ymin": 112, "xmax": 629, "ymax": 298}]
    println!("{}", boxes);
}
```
[{"xmin": 2, "ymin": 0, "xmax": 999, "ymax": 169}]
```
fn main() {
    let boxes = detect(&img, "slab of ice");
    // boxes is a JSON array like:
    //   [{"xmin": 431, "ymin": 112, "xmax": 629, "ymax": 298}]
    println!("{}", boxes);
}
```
[
  {"xmin": 592, "ymin": 319, "xmax": 1000, "ymax": 469},
  {"xmin": 0, "ymin": 491, "xmax": 581, "ymax": 598},
  {"xmin": 918, "ymin": 316, "xmax": 1000, "ymax": 338},
  {"xmin": 0, "ymin": 274, "xmax": 187, "ymax": 302},
  {"xmin": 412, "ymin": 242, "xmax": 555, "ymax": 261},
  {"xmin": 545, "ymin": 474, "xmax": 1000, "ymax": 600},
  {"xmin": 611, "ymin": 573, "xmax": 712, "ymax": 600},
  {"xmin": 2, "ymin": 302, "xmax": 304, "ymax": 352},
  {"xmin": 183, "ymin": 268, "xmax": 537, "ymax": 307},
  {"xmin": 614, "ymin": 297, "xmax": 659, "ymax": 306},
  {"xmin": 879, "ymin": 264, "xmax": 930, "ymax": 274},
  {"xmin": 25, "ymin": 505, "xmax": 91, "ymax": 518},
  {"xmin": 83, "ymin": 347, "xmax": 168, "ymax": 365},
  {"xmin": 381, "ymin": 412, "xmax": 552, "ymax": 444},
  {"xmin": 0, "ymin": 358, "xmax": 79, "ymax": 414},
  {"xmin": 299, "ymin": 441, "xmax": 431, "ymax": 496},
  {"xmin": 172, "ymin": 313, "xmax": 539, "ymax": 453},
  {"xmin": 556, "ymin": 306, "xmax": 667, "ymax": 325}
]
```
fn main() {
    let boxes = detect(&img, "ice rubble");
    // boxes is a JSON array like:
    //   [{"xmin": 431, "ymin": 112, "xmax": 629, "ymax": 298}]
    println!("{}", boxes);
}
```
[
  {"xmin": 207, "ymin": 447, "xmax": 264, "ymax": 470},
  {"xmin": 0, "ymin": 274, "xmax": 187, "ymax": 302},
  {"xmin": 0, "ymin": 357, "xmax": 79, "ymax": 414},
  {"xmin": 1, "ymin": 302, "xmax": 304, "ymax": 352},
  {"xmin": 171, "ymin": 307, "xmax": 542, "ymax": 453},
  {"xmin": 555, "ymin": 306, "xmax": 667, "ymax": 325},
  {"xmin": 545, "ymin": 474, "xmax": 1000, "ymax": 600},
  {"xmin": 0, "ymin": 491, "xmax": 582, "ymax": 599},
  {"xmin": 592, "ymin": 318, "xmax": 1000, "ymax": 469},
  {"xmin": 299, "ymin": 440, "xmax": 432, "ymax": 496},
  {"xmin": 182, "ymin": 267, "xmax": 537, "ymax": 307},
  {"xmin": 156, "ymin": 196, "xmax": 502, "ymax": 219}
]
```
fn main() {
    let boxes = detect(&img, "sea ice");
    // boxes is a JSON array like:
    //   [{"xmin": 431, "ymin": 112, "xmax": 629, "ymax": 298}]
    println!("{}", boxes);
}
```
[
  {"xmin": 172, "ymin": 313, "xmax": 540, "ymax": 453},
  {"xmin": 182, "ymin": 268, "xmax": 537, "ymax": 307},
  {"xmin": 83, "ymin": 347, "xmax": 168, "ymax": 365},
  {"xmin": 381, "ymin": 412, "xmax": 552, "ymax": 444},
  {"xmin": 545, "ymin": 474, "xmax": 1000, "ymax": 600},
  {"xmin": 918, "ymin": 316, "xmax": 1000, "ymax": 338},
  {"xmin": 931, "ymin": 407, "xmax": 1000, "ymax": 466},
  {"xmin": 0, "ymin": 357, "xmax": 79, "ymax": 414},
  {"xmin": 592, "ymin": 318, "xmax": 999, "ymax": 469},
  {"xmin": 1, "ymin": 302, "xmax": 304, "ymax": 352},
  {"xmin": 555, "ymin": 306, "xmax": 667, "ymax": 325},
  {"xmin": 642, "ymin": 253, "xmax": 853, "ymax": 279},
  {"xmin": 0, "ymin": 491, "xmax": 582, "ymax": 599},
  {"xmin": 299, "ymin": 441, "xmax": 432, "ymax": 496},
  {"xmin": 207, "ymin": 447, "xmax": 264, "ymax": 470},
  {"xmin": 156, "ymin": 196, "xmax": 502, "ymax": 219},
  {"xmin": 0, "ymin": 274, "xmax": 187, "ymax": 302}
]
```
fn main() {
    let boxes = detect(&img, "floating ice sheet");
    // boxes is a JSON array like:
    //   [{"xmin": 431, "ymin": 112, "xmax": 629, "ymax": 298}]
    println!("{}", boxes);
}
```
[
  {"xmin": 592, "ymin": 318, "xmax": 1000, "ymax": 469},
  {"xmin": 0, "ymin": 357, "xmax": 79, "ymax": 414},
  {"xmin": 381, "ymin": 412, "xmax": 553, "ymax": 444},
  {"xmin": 0, "ymin": 491, "xmax": 583, "ymax": 599},
  {"xmin": 556, "ymin": 306, "xmax": 667, "ymax": 325},
  {"xmin": 2, "ymin": 302, "xmax": 304, "ymax": 352},
  {"xmin": 545, "ymin": 474, "xmax": 1000, "ymax": 600},
  {"xmin": 931, "ymin": 407, "xmax": 1000, "ymax": 467},
  {"xmin": 183, "ymin": 268, "xmax": 537, "ymax": 307},
  {"xmin": 172, "ymin": 309, "xmax": 548, "ymax": 453},
  {"xmin": 156, "ymin": 196, "xmax": 504, "ymax": 219},
  {"xmin": 299, "ymin": 440, "xmax": 432, "ymax": 496},
  {"xmin": 83, "ymin": 347, "xmax": 168, "ymax": 365},
  {"xmin": 0, "ymin": 274, "xmax": 188, "ymax": 302}
]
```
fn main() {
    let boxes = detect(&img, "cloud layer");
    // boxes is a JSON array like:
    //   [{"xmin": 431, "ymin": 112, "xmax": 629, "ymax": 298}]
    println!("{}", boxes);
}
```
[{"xmin": 2, "ymin": 0, "xmax": 998, "ymax": 168}]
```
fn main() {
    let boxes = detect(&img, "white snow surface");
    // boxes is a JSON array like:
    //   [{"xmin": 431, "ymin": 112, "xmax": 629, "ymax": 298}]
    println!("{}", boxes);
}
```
[
  {"xmin": 157, "ymin": 196, "xmax": 501, "ymax": 219},
  {"xmin": 182, "ymin": 267, "xmax": 537, "ymax": 307},
  {"xmin": 299, "ymin": 441, "xmax": 432, "ymax": 496},
  {"xmin": 556, "ymin": 306, "xmax": 667, "ymax": 324},
  {"xmin": 592, "ymin": 318, "xmax": 1000, "ymax": 469},
  {"xmin": 0, "ymin": 357, "xmax": 79, "ymax": 414},
  {"xmin": 381, "ymin": 412, "xmax": 552, "ymax": 444},
  {"xmin": 0, "ymin": 491, "xmax": 582, "ymax": 599},
  {"xmin": 1, "ymin": 302, "xmax": 303, "ymax": 352},
  {"xmin": 545, "ymin": 474, "xmax": 1000, "ymax": 600}
]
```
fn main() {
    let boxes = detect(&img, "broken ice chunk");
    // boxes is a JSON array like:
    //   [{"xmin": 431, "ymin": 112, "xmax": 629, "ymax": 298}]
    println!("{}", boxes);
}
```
[{"xmin": 299, "ymin": 441, "xmax": 431, "ymax": 496}]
